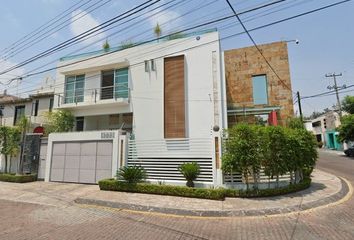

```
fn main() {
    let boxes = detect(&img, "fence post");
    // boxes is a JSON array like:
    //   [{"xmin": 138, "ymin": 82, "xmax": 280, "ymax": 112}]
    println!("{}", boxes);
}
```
[{"xmin": 212, "ymin": 131, "xmax": 223, "ymax": 187}]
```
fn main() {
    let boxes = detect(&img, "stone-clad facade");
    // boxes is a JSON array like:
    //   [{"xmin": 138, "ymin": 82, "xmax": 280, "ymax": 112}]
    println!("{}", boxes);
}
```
[{"xmin": 224, "ymin": 41, "xmax": 294, "ymax": 126}]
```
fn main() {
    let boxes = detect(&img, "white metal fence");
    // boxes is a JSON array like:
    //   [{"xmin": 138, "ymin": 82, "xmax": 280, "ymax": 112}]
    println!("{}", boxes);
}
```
[{"xmin": 127, "ymin": 138, "xmax": 214, "ymax": 183}]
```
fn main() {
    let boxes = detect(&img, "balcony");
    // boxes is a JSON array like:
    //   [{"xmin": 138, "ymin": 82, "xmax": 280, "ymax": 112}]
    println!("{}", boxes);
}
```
[{"xmin": 56, "ymin": 85, "xmax": 130, "ymax": 111}]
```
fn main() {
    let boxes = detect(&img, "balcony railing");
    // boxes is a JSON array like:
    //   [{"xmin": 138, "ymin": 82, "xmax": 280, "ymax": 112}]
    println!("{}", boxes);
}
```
[{"xmin": 57, "ymin": 85, "xmax": 130, "ymax": 107}]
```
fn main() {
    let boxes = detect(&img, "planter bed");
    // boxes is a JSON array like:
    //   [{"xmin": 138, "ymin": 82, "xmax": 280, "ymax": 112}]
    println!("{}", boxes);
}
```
[
  {"xmin": 0, "ymin": 173, "xmax": 37, "ymax": 183},
  {"xmin": 99, "ymin": 178, "xmax": 311, "ymax": 200},
  {"xmin": 99, "ymin": 179, "xmax": 226, "ymax": 200}
]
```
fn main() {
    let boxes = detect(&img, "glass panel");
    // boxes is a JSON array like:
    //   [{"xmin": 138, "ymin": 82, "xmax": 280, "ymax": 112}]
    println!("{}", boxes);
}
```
[
  {"xmin": 252, "ymin": 75, "xmax": 268, "ymax": 105},
  {"xmin": 75, "ymin": 80, "xmax": 84, "ymax": 89},
  {"xmin": 114, "ymin": 68, "xmax": 129, "ymax": 98},
  {"xmin": 115, "ymin": 68, "xmax": 128, "ymax": 76}
]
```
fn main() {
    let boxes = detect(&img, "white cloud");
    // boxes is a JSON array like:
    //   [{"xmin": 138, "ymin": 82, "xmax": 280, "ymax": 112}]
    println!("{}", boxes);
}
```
[{"xmin": 70, "ymin": 9, "xmax": 106, "ymax": 46}]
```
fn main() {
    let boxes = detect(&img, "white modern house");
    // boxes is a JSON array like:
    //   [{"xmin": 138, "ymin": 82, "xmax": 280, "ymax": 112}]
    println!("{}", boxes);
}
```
[{"xmin": 44, "ymin": 30, "xmax": 228, "ymax": 186}]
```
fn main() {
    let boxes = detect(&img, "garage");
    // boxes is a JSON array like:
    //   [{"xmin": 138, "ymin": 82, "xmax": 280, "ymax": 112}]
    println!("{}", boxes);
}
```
[{"xmin": 50, "ymin": 141, "xmax": 113, "ymax": 184}]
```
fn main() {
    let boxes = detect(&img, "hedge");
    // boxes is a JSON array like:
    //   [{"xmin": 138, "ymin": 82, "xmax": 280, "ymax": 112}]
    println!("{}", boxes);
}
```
[
  {"xmin": 98, "ymin": 178, "xmax": 312, "ymax": 200},
  {"xmin": 224, "ymin": 178, "xmax": 312, "ymax": 198},
  {"xmin": 99, "ymin": 179, "xmax": 226, "ymax": 200},
  {"xmin": 0, "ymin": 173, "xmax": 37, "ymax": 183}
]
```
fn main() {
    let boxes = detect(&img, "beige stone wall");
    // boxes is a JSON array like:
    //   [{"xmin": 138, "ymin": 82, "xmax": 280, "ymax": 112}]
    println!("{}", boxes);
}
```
[{"xmin": 224, "ymin": 42, "xmax": 294, "ymax": 126}]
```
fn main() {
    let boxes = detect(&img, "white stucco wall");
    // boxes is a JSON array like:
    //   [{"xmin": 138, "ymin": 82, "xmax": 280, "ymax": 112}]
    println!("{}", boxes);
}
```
[
  {"xmin": 1, "ymin": 96, "xmax": 53, "ymax": 128},
  {"xmin": 54, "ymin": 31, "xmax": 225, "ymax": 140}
]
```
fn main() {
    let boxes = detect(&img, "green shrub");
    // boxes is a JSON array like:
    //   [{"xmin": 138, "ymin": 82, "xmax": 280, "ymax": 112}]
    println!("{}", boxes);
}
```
[
  {"xmin": 99, "ymin": 179, "xmax": 225, "ymax": 200},
  {"xmin": 222, "ymin": 124, "xmax": 318, "ymax": 186},
  {"xmin": 116, "ymin": 165, "xmax": 146, "ymax": 183},
  {"xmin": 99, "ymin": 178, "xmax": 311, "ymax": 200},
  {"xmin": 224, "ymin": 178, "xmax": 311, "ymax": 198},
  {"xmin": 178, "ymin": 162, "xmax": 200, "ymax": 187},
  {"xmin": 317, "ymin": 141, "xmax": 323, "ymax": 148},
  {"xmin": 0, "ymin": 174, "xmax": 37, "ymax": 183}
]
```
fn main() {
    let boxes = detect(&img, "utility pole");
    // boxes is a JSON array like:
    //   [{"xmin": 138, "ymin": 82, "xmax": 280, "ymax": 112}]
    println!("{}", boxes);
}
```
[
  {"xmin": 325, "ymin": 73, "xmax": 344, "ymax": 117},
  {"xmin": 297, "ymin": 91, "xmax": 303, "ymax": 122}
]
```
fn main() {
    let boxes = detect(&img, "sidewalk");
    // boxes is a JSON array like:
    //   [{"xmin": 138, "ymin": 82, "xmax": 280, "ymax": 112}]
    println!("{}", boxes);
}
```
[
  {"xmin": 75, "ymin": 169, "xmax": 351, "ymax": 217},
  {"xmin": 0, "ymin": 169, "xmax": 350, "ymax": 217}
]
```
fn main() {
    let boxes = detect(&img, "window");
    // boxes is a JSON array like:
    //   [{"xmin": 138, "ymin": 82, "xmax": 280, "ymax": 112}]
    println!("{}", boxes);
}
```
[
  {"xmin": 32, "ymin": 100, "xmax": 39, "ymax": 116},
  {"xmin": 76, "ymin": 117, "xmax": 84, "ymax": 131},
  {"xmin": 144, "ymin": 60, "xmax": 149, "ymax": 72},
  {"xmin": 115, "ymin": 68, "xmax": 129, "ymax": 98},
  {"xmin": 64, "ymin": 75, "xmax": 85, "ymax": 103},
  {"xmin": 164, "ymin": 55, "xmax": 186, "ymax": 138},
  {"xmin": 49, "ymin": 98, "xmax": 54, "ymax": 112},
  {"xmin": 252, "ymin": 75, "xmax": 268, "ymax": 105},
  {"xmin": 14, "ymin": 105, "xmax": 25, "ymax": 125},
  {"xmin": 100, "ymin": 68, "xmax": 129, "ymax": 100},
  {"xmin": 150, "ymin": 59, "xmax": 156, "ymax": 71},
  {"xmin": 101, "ymin": 70, "xmax": 114, "ymax": 99}
]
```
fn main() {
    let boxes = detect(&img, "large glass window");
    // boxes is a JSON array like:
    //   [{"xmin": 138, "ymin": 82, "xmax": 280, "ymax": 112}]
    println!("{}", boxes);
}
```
[
  {"xmin": 101, "ymin": 68, "xmax": 129, "ymax": 99},
  {"xmin": 252, "ymin": 75, "xmax": 268, "ymax": 105},
  {"xmin": 65, "ymin": 75, "xmax": 85, "ymax": 103}
]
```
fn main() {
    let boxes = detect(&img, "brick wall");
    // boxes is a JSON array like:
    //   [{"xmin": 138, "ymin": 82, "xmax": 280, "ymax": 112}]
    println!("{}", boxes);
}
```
[{"xmin": 224, "ymin": 41, "xmax": 294, "ymax": 126}]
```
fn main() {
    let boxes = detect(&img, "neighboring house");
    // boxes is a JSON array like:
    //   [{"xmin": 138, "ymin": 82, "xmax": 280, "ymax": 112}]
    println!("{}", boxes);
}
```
[
  {"xmin": 44, "ymin": 30, "xmax": 227, "ymax": 185},
  {"xmin": 309, "ymin": 110, "xmax": 344, "ymax": 150},
  {"xmin": 0, "ymin": 90, "xmax": 54, "ymax": 173},
  {"xmin": 0, "ymin": 91, "xmax": 54, "ymax": 130},
  {"xmin": 224, "ymin": 41, "xmax": 294, "ymax": 127}
]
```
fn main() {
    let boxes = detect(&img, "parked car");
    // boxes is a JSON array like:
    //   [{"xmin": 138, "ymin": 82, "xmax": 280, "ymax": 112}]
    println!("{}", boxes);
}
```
[{"xmin": 344, "ymin": 146, "xmax": 354, "ymax": 157}]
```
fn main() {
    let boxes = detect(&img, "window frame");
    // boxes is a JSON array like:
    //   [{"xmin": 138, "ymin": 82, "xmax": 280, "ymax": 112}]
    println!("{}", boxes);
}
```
[
  {"xmin": 252, "ymin": 74, "xmax": 269, "ymax": 105},
  {"xmin": 14, "ymin": 105, "xmax": 25, "ymax": 125},
  {"xmin": 32, "ymin": 99, "xmax": 39, "ymax": 116},
  {"xmin": 64, "ymin": 74, "xmax": 85, "ymax": 104},
  {"xmin": 100, "ymin": 67, "xmax": 129, "ymax": 100}
]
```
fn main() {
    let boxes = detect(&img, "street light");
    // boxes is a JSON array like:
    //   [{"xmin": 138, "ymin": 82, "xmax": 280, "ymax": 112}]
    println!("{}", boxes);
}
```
[{"xmin": 284, "ymin": 39, "xmax": 300, "ymax": 44}]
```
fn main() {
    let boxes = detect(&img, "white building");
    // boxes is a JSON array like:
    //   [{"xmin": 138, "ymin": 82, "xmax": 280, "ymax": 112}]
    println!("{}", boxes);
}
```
[
  {"xmin": 44, "ymin": 30, "xmax": 227, "ymax": 186},
  {"xmin": 0, "ymin": 90, "xmax": 54, "ymax": 173}
]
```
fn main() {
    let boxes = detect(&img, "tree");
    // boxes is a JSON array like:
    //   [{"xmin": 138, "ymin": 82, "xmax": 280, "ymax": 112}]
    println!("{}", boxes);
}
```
[
  {"xmin": 338, "ymin": 114, "xmax": 354, "ymax": 142},
  {"xmin": 102, "ymin": 39, "xmax": 110, "ymax": 51},
  {"xmin": 286, "ymin": 117, "xmax": 304, "ymax": 129},
  {"xmin": 222, "ymin": 124, "xmax": 264, "ymax": 190},
  {"xmin": 0, "ymin": 126, "xmax": 21, "ymax": 173},
  {"xmin": 45, "ymin": 110, "xmax": 75, "ymax": 134},
  {"xmin": 154, "ymin": 23, "xmax": 162, "ymax": 39},
  {"xmin": 262, "ymin": 126, "xmax": 289, "ymax": 187},
  {"xmin": 342, "ymin": 95, "xmax": 354, "ymax": 114},
  {"xmin": 16, "ymin": 116, "xmax": 30, "ymax": 174}
]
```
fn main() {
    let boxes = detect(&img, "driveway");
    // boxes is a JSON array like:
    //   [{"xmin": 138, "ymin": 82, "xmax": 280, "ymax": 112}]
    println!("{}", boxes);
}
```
[{"xmin": 0, "ymin": 181, "xmax": 98, "ymax": 207}]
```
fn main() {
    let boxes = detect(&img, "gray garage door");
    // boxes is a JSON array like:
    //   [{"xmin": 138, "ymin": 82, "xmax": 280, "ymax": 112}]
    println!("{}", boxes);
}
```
[{"xmin": 50, "ymin": 141, "xmax": 113, "ymax": 184}]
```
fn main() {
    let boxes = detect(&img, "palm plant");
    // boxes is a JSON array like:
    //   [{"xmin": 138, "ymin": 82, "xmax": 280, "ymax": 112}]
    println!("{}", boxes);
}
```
[
  {"xmin": 116, "ymin": 165, "xmax": 146, "ymax": 183},
  {"xmin": 178, "ymin": 162, "xmax": 200, "ymax": 187}
]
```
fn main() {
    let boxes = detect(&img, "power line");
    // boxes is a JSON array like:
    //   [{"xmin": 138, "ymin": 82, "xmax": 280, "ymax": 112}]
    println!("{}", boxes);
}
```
[
  {"xmin": 0, "ymin": 0, "xmax": 90, "ymax": 56},
  {"xmin": 225, "ymin": 0, "xmax": 295, "ymax": 94},
  {"xmin": 1, "ymin": 0, "xmax": 113, "ymax": 61},
  {"xmin": 4, "ymin": 0, "xmax": 352, "ymax": 96},
  {"xmin": 6, "ymin": 0, "xmax": 285, "ymax": 86},
  {"xmin": 0, "ymin": 0, "xmax": 162, "ymax": 76}
]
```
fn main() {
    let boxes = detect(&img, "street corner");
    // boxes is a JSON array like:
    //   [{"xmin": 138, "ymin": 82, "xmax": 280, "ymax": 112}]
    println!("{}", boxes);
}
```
[{"xmin": 74, "ymin": 169, "xmax": 351, "ymax": 219}]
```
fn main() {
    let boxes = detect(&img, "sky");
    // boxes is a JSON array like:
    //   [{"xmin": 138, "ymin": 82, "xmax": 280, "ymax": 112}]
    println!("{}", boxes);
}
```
[{"xmin": 0, "ymin": 0, "xmax": 353, "ymax": 116}]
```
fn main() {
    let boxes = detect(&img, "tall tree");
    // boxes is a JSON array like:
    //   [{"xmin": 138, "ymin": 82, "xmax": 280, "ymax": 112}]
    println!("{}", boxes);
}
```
[
  {"xmin": 45, "ymin": 110, "xmax": 75, "ymax": 134},
  {"xmin": 0, "ymin": 126, "xmax": 21, "ymax": 173},
  {"xmin": 342, "ymin": 95, "xmax": 354, "ymax": 114}
]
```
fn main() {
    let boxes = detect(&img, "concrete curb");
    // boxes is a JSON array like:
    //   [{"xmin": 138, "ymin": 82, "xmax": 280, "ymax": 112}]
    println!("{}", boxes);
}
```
[{"xmin": 74, "ymin": 177, "xmax": 351, "ymax": 217}]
